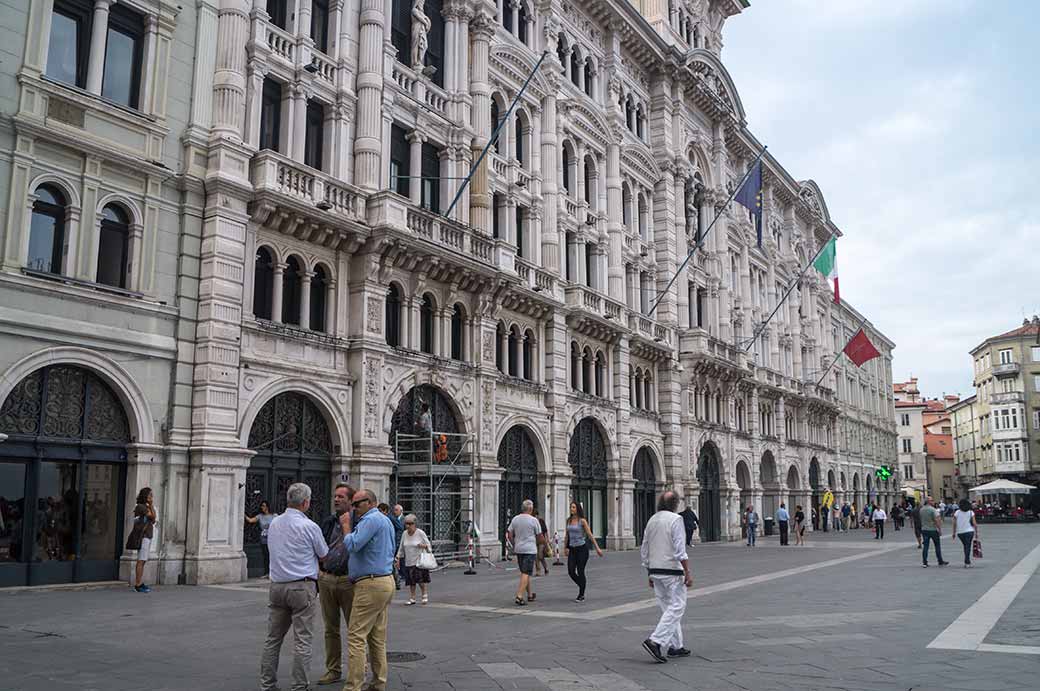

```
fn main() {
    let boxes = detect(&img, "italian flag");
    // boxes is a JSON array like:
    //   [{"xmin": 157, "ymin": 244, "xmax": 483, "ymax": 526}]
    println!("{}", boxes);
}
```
[{"xmin": 813, "ymin": 236, "xmax": 840, "ymax": 304}]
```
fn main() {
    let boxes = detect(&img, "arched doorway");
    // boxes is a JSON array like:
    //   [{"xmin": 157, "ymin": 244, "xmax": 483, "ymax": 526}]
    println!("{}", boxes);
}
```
[
  {"xmin": 0, "ymin": 365, "xmax": 131, "ymax": 586},
  {"xmin": 736, "ymin": 460, "xmax": 752, "ymax": 538},
  {"xmin": 760, "ymin": 451, "xmax": 779, "ymax": 520},
  {"xmin": 245, "ymin": 392, "xmax": 333, "ymax": 577},
  {"xmin": 568, "ymin": 418, "xmax": 608, "ymax": 545},
  {"xmin": 697, "ymin": 443, "xmax": 721, "ymax": 542},
  {"xmin": 809, "ymin": 458, "xmax": 821, "ymax": 530},
  {"xmin": 852, "ymin": 473, "xmax": 861, "ymax": 516},
  {"xmin": 497, "ymin": 425, "xmax": 539, "ymax": 556},
  {"xmin": 633, "ymin": 447, "xmax": 658, "ymax": 545}
]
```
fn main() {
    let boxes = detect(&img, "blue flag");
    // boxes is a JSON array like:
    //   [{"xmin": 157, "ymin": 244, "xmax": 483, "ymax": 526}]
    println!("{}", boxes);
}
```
[{"xmin": 734, "ymin": 159, "xmax": 763, "ymax": 247}]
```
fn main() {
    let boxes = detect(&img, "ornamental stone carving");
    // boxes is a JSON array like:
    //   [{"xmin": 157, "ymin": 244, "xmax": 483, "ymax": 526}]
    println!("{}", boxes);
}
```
[
  {"xmin": 366, "ymin": 296, "xmax": 382, "ymax": 334},
  {"xmin": 411, "ymin": 0, "xmax": 432, "ymax": 69},
  {"xmin": 363, "ymin": 356, "xmax": 382, "ymax": 439}
]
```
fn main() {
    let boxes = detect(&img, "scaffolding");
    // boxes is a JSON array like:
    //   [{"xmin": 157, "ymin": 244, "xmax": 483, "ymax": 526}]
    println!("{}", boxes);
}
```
[{"xmin": 393, "ymin": 431, "xmax": 476, "ymax": 561}]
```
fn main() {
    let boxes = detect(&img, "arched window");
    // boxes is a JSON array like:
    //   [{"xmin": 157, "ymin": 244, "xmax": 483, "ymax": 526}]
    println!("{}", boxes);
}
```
[
  {"xmin": 583, "ymin": 58, "xmax": 593, "ymax": 98},
  {"xmin": 496, "ymin": 322, "xmax": 506, "ymax": 372},
  {"xmin": 561, "ymin": 145, "xmax": 572, "ymax": 195},
  {"xmin": 517, "ymin": 0, "xmax": 528, "ymax": 44},
  {"xmin": 282, "ymin": 255, "xmax": 302, "ymax": 324},
  {"xmin": 570, "ymin": 341, "xmax": 580, "ymax": 389},
  {"xmin": 634, "ymin": 369, "xmax": 643, "ymax": 409},
  {"xmin": 97, "ymin": 204, "xmax": 130, "ymax": 288},
  {"xmin": 490, "ymin": 98, "xmax": 500, "ymax": 152},
  {"xmin": 636, "ymin": 105, "xmax": 645, "ymax": 139},
  {"xmin": 419, "ymin": 293, "xmax": 435, "ymax": 354},
  {"xmin": 625, "ymin": 99, "xmax": 634, "ymax": 131},
  {"xmin": 385, "ymin": 283, "xmax": 401, "ymax": 347},
  {"xmin": 584, "ymin": 157, "xmax": 594, "ymax": 208},
  {"xmin": 522, "ymin": 328, "xmax": 534, "ymax": 381},
  {"xmin": 622, "ymin": 182, "xmax": 632, "ymax": 229},
  {"xmin": 644, "ymin": 373, "xmax": 653, "ymax": 412},
  {"xmin": 556, "ymin": 34, "xmax": 567, "ymax": 66},
  {"xmin": 582, "ymin": 346, "xmax": 592, "ymax": 394},
  {"xmin": 450, "ymin": 303, "xmax": 464, "ymax": 360},
  {"xmin": 594, "ymin": 350, "xmax": 605, "ymax": 397},
  {"xmin": 253, "ymin": 246, "xmax": 274, "ymax": 319},
  {"xmin": 570, "ymin": 50, "xmax": 580, "ymax": 88},
  {"xmin": 507, "ymin": 326, "xmax": 519, "ymax": 376},
  {"xmin": 310, "ymin": 264, "xmax": 328, "ymax": 332},
  {"xmin": 28, "ymin": 184, "xmax": 67, "ymax": 274}
]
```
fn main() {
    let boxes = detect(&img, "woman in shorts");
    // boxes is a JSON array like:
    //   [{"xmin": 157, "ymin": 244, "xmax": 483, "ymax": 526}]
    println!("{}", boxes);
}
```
[{"xmin": 131, "ymin": 487, "xmax": 156, "ymax": 593}]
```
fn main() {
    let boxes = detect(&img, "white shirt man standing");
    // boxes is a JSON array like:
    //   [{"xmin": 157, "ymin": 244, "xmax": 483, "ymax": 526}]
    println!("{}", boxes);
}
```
[
  {"xmin": 640, "ymin": 490, "xmax": 692, "ymax": 662},
  {"xmin": 260, "ymin": 482, "xmax": 328, "ymax": 691}
]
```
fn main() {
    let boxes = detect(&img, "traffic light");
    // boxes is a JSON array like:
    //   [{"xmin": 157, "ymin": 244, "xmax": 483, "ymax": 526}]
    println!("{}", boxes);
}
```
[{"xmin": 875, "ymin": 466, "xmax": 893, "ymax": 480}]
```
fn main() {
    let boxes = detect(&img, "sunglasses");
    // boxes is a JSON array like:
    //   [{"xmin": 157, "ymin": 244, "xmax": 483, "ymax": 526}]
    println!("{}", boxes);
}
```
[{"xmin": 351, "ymin": 498, "xmax": 369, "ymax": 508}]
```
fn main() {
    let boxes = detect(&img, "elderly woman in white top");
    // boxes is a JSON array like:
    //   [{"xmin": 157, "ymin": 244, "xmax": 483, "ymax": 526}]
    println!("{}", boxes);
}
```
[{"xmin": 394, "ymin": 514, "xmax": 433, "ymax": 605}]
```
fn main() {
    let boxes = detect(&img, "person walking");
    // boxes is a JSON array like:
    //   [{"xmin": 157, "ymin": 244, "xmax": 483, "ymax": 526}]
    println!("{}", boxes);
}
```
[
  {"xmin": 339, "ymin": 488, "xmax": 397, "ymax": 691},
  {"xmin": 506, "ymin": 499, "xmax": 542, "ymax": 606},
  {"xmin": 743, "ymin": 506, "xmax": 759, "ymax": 547},
  {"xmin": 317, "ymin": 483, "xmax": 354, "ymax": 686},
  {"xmin": 260, "ymin": 483, "xmax": 328, "ymax": 691},
  {"xmin": 841, "ymin": 502, "xmax": 851, "ymax": 532},
  {"xmin": 564, "ymin": 501, "xmax": 603, "ymax": 602},
  {"xmin": 952, "ymin": 498, "xmax": 979, "ymax": 568},
  {"xmin": 793, "ymin": 505, "xmax": 806, "ymax": 546},
  {"xmin": 679, "ymin": 502, "xmax": 699, "ymax": 546},
  {"xmin": 872, "ymin": 503, "xmax": 887, "ymax": 540},
  {"xmin": 128, "ymin": 487, "xmax": 156, "ymax": 593},
  {"xmin": 640, "ymin": 490, "xmax": 692, "ymax": 663},
  {"xmin": 533, "ymin": 507, "xmax": 551, "ymax": 577},
  {"xmin": 390, "ymin": 504, "xmax": 405, "ymax": 590},
  {"xmin": 919, "ymin": 496, "xmax": 948, "ymax": 568},
  {"xmin": 395, "ymin": 513, "xmax": 432, "ymax": 605},
  {"xmin": 775, "ymin": 503, "xmax": 790, "ymax": 546},
  {"xmin": 244, "ymin": 500, "xmax": 276, "ymax": 577}
]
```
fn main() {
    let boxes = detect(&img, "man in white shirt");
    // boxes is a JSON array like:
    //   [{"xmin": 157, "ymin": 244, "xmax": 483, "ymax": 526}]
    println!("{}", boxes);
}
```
[
  {"xmin": 506, "ymin": 499, "xmax": 542, "ymax": 606},
  {"xmin": 260, "ymin": 483, "xmax": 329, "ymax": 691},
  {"xmin": 871, "ymin": 503, "xmax": 887, "ymax": 540},
  {"xmin": 640, "ymin": 490, "xmax": 692, "ymax": 663}
]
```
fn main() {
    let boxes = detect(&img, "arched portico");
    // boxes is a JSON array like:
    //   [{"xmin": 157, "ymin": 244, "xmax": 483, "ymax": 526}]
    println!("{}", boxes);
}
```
[
  {"xmin": 697, "ymin": 442, "xmax": 722, "ymax": 542},
  {"xmin": 568, "ymin": 417, "xmax": 609, "ymax": 545},
  {"xmin": 496, "ymin": 425, "xmax": 540, "ymax": 557},
  {"xmin": 632, "ymin": 446, "xmax": 659, "ymax": 545},
  {"xmin": 760, "ymin": 451, "xmax": 780, "ymax": 522}
]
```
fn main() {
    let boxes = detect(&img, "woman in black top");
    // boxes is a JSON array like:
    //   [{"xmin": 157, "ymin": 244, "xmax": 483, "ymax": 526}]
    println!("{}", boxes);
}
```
[{"xmin": 794, "ymin": 504, "xmax": 806, "ymax": 546}]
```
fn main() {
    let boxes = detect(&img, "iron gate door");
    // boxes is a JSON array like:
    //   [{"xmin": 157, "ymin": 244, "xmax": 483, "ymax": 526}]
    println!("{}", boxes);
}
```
[
  {"xmin": 569, "ymin": 419, "xmax": 608, "ymax": 545},
  {"xmin": 633, "ymin": 447, "xmax": 657, "ymax": 544},
  {"xmin": 497, "ymin": 426, "xmax": 539, "ymax": 556},
  {"xmin": 698, "ymin": 446, "xmax": 721, "ymax": 542}
]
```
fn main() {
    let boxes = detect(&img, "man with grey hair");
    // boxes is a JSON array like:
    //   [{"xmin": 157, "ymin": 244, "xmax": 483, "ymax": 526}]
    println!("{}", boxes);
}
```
[
  {"xmin": 506, "ymin": 499, "xmax": 542, "ymax": 606},
  {"xmin": 260, "ymin": 482, "xmax": 328, "ymax": 691},
  {"xmin": 640, "ymin": 490, "xmax": 692, "ymax": 663}
]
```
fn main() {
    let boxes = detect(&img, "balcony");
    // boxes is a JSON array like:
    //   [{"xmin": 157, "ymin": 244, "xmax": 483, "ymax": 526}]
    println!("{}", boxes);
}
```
[
  {"xmin": 514, "ymin": 257, "xmax": 559, "ymax": 298},
  {"xmin": 990, "ymin": 391, "xmax": 1025, "ymax": 405},
  {"xmin": 993, "ymin": 362, "xmax": 1020, "ymax": 377},
  {"xmin": 628, "ymin": 313, "xmax": 672, "ymax": 346},
  {"xmin": 404, "ymin": 206, "xmax": 495, "ymax": 265},
  {"xmin": 564, "ymin": 284, "xmax": 625, "ymax": 320},
  {"xmin": 389, "ymin": 62, "xmax": 448, "ymax": 116}
]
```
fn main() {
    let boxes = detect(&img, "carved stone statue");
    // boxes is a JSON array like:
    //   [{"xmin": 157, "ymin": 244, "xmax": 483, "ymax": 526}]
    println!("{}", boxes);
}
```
[{"xmin": 411, "ymin": 0, "xmax": 432, "ymax": 69}]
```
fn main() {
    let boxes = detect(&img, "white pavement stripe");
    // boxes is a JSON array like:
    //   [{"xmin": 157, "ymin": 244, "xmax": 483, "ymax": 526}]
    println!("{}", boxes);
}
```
[
  {"xmin": 927, "ymin": 541, "xmax": 1040, "ymax": 654},
  {"xmin": 975, "ymin": 643, "xmax": 1040, "ymax": 656},
  {"xmin": 621, "ymin": 609, "xmax": 915, "ymax": 632},
  {"xmin": 738, "ymin": 632, "xmax": 875, "ymax": 647},
  {"xmin": 477, "ymin": 662, "xmax": 531, "ymax": 679}
]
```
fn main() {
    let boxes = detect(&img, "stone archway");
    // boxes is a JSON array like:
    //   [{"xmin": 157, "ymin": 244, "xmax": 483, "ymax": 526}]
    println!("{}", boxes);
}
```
[
  {"xmin": 736, "ymin": 460, "xmax": 752, "ymax": 539},
  {"xmin": 568, "ymin": 418, "xmax": 609, "ymax": 545},
  {"xmin": 633, "ymin": 447, "xmax": 658, "ymax": 545},
  {"xmin": 697, "ymin": 443, "xmax": 722, "ymax": 542},
  {"xmin": 497, "ymin": 425, "xmax": 539, "ymax": 557},
  {"xmin": 760, "ymin": 451, "xmax": 779, "ymax": 521}
]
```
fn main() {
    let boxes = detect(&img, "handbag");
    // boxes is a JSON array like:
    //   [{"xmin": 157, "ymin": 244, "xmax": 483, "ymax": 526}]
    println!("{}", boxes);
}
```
[
  {"xmin": 972, "ymin": 536, "xmax": 983, "ymax": 560},
  {"xmin": 125, "ymin": 518, "xmax": 145, "ymax": 550},
  {"xmin": 416, "ymin": 549, "xmax": 438, "ymax": 570}
]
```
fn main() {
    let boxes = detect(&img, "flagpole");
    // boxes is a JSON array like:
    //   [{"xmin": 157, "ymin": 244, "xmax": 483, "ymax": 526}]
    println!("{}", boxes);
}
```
[
  {"xmin": 742, "ymin": 230, "xmax": 837, "ymax": 353},
  {"xmin": 814, "ymin": 314, "xmax": 869, "ymax": 388},
  {"xmin": 648, "ymin": 145, "xmax": 768, "ymax": 317}
]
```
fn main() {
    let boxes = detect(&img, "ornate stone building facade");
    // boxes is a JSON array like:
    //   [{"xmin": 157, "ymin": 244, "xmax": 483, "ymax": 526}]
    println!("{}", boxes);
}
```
[{"xmin": 0, "ymin": 0, "xmax": 897, "ymax": 586}]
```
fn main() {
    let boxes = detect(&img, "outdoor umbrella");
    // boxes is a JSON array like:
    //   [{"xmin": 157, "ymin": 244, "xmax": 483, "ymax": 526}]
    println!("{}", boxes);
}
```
[{"xmin": 968, "ymin": 479, "xmax": 1036, "ymax": 495}]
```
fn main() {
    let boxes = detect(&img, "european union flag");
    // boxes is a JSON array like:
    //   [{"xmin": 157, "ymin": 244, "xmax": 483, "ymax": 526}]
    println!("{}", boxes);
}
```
[{"xmin": 735, "ymin": 159, "xmax": 763, "ymax": 248}]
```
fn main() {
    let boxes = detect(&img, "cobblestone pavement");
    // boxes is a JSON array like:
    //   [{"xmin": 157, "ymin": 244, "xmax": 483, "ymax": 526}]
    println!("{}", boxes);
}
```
[{"xmin": 2, "ymin": 523, "xmax": 1039, "ymax": 690}]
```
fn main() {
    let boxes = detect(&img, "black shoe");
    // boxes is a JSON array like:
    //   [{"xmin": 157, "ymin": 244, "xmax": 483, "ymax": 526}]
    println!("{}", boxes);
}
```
[
  {"xmin": 642, "ymin": 639, "xmax": 667, "ymax": 663},
  {"xmin": 575, "ymin": 595, "xmax": 585, "ymax": 602},
  {"xmin": 922, "ymin": 563, "xmax": 928, "ymax": 568},
  {"xmin": 667, "ymin": 647, "xmax": 692, "ymax": 657},
  {"xmin": 528, "ymin": 593, "xmax": 536, "ymax": 602},
  {"xmin": 514, "ymin": 597, "xmax": 526, "ymax": 606},
  {"xmin": 939, "ymin": 561, "xmax": 950, "ymax": 566}
]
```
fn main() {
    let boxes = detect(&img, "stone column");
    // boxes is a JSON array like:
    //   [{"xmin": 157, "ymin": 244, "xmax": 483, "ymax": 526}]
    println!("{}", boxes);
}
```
[
  {"xmin": 243, "ymin": 61, "xmax": 266, "ymax": 149},
  {"xmin": 605, "ymin": 130, "xmax": 625, "ymax": 301},
  {"xmin": 85, "ymin": 0, "xmax": 112, "ymax": 95},
  {"xmin": 467, "ymin": 13, "xmax": 494, "ymax": 231},
  {"xmin": 271, "ymin": 262, "xmax": 285, "ymax": 323},
  {"xmin": 408, "ymin": 130, "xmax": 424, "ymax": 205},
  {"xmin": 299, "ymin": 271, "xmax": 313, "ymax": 330},
  {"xmin": 211, "ymin": 0, "xmax": 251, "ymax": 140},
  {"xmin": 352, "ymin": 0, "xmax": 386, "ymax": 189}
]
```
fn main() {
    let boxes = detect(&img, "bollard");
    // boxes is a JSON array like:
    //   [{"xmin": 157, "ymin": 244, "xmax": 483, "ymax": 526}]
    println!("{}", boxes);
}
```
[
  {"xmin": 552, "ymin": 530, "xmax": 563, "ymax": 566},
  {"xmin": 464, "ymin": 535, "xmax": 476, "ymax": 575}
]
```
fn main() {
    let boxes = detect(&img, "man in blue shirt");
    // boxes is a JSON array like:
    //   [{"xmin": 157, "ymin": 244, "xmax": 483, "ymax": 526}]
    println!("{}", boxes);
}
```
[
  {"xmin": 339, "ymin": 489, "xmax": 396, "ymax": 691},
  {"xmin": 775, "ymin": 502, "xmax": 790, "ymax": 546}
]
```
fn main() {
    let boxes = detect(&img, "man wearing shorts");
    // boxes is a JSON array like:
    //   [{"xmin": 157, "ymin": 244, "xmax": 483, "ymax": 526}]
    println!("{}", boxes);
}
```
[{"xmin": 506, "ymin": 499, "xmax": 542, "ymax": 606}]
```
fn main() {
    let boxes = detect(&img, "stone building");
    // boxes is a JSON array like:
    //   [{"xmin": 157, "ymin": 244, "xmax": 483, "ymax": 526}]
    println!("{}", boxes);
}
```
[{"xmin": 0, "ymin": 0, "xmax": 898, "ymax": 586}]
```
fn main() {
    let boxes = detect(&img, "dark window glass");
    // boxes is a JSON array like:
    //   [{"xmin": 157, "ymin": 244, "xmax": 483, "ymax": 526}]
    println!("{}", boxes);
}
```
[
  {"xmin": 570, "ymin": 343, "xmax": 579, "ymax": 389},
  {"xmin": 502, "ymin": 2, "xmax": 512, "ymax": 31},
  {"xmin": 253, "ymin": 247, "xmax": 274, "ymax": 319},
  {"xmin": 311, "ymin": 0, "xmax": 330, "ymax": 53},
  {"xmin": 561, "ymin": 148, "xmax": 571, "ymax": 194},
  {"xmin": 584, "ymin": 247, "xmax": 592, "ymax": 288},
  {"xmin": 496, "ymin": 323, "xmax": 505, "ymax": 372},
  {"xmin": 570, "ymin": 52, "xmax": 580, "ymax": 88},
  {"xmin": 267, "ymin": 0, "xmax": 288, "ymax": 29},
  {"xmin": 96, "ymin": 204, "xmax": 129, "ymax": 288},
  {"xmin": 102, "ymin": 5, "xmax": 143, "ymax": 108},
  {"xmin": 310, "ymin": 265, "xmax": 327, "ymax": 332},
  {"xmin": 28, "ymin": 185, "xmax": 67, "ymax": 274},
  {"xmin": 517, "ymin": 2, "xmax": 528, "ymax": 44},
  {"xmin": 490, "ymin": 100, "xmax": 500, "ymax": 151},
  {"xmin": 421, "ymin": 142, "xmax": 440, "ymax": 213},
  {"xmin": 425, "ymin": 0, "xmax": 445, "ymax": 87},
  {"xmin": 515, "ymin": 113, "xmax": 525, "ymax": 165},
  {"xmin": 584, "ymin": 161, "xmax": 593, "ymax": 206},
  {"xmin": 420, "ymin": 294, "xmax": 434, "ymax": 354},
  {"xmin": 260, "ymin": 78, "xmax": 283, "ymax": 152},
  {"xmin": 582, "ymin": 349, "xmax": 591, "ymax": 393},
  {"xmin": 557, "ymin": 38, "xmax": 566, "ymax": 66},
  {"xmin": 450, "ymin": 304, "xmax": 463, "ymax": 360},
  {"xmin": 584, "ymin": 60, "xmax": 593, "ymax": 97},
  {"xmin": 522, "ymin": 332, "xmax": 533, "ymax": 381},
  {"xmin": 304, "ymin": 100, "xmax": 324, "ymax": 170},
  {"xmin": 515, "ymin": 206, "xmax": 524, "ymax": 258},
  {"xmin": 0, "ymin": 463, "xmax": 27, "ymax": 563},
  {"xmin": 385, "ymin": 284, "xmax": 401, "ymax": 347},
  {"xmin": 390, "ymin": 124, "xmax": 410, "ymax": 196},
  {"xmin": 492, "ymin": 193, "xmax": 503, "ymax": 239},
  {"xmin": 564, "ymin": 233, "xmax": 572, "ymax": 282},
  {"xmin": 595, "ymin": 355, "xmax": 603, "ymax": 397},
  {"xmin": 696, "ymin": 287, "xmax": 706, "ymax": 328},
  {"xmin": 282, "ymin": 256, "xmax": 302, "ymax": 325},
  {"xmin": 508, "ymin": 329, "xmax": 518, "ymax": 376},
  {"xmin": 47, "ymin": 1, "xmax": 90, "ymax": 88},
  {"xmin": 390, "ymin": 0, "xmax": 410, "ymax": 65}
]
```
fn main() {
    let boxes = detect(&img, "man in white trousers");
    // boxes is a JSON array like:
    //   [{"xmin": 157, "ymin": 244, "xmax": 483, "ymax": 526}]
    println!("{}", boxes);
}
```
[{"xmin": 640, "ymin": 490, "xmax": 693, "ymax": 663}]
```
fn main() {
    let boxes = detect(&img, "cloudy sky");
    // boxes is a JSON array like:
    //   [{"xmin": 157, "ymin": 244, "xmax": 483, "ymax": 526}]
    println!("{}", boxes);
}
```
[{"xmin": 723, "ymin": 0, "xmax": 1038, "ymax": 400}]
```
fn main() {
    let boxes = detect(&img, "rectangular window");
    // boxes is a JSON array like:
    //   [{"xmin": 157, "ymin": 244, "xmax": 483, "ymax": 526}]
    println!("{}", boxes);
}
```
[
  {"xmin": 259, "ymin": 78, "xmax": 283, "ymax": 152},
  {"xmin": 1035, "ymin": 375, "xmax": 1040, "ymax": 393},
  {"xmin": 420, "ymin": 141, "xmax": 441, "ymax": 212},
  {"xmin": 101, "ymin": 4, "xmax": 144, "ymax": 108},
  {"xmin": 47, "ymin": 0, "xmax": 92, "ymax": 88},
  {"xmin": 903, "ymin": 465, "xmax": 914, "ymax": 480},
  {"xmin": 267, "ymin": 0, "xmax": 288, "ymax": 29},
  {"xmin": 389, "ymin": 124, "xmax": 410, "ymax": 197},
  {"xmin": 999, "ymin": 349, "xmax": 1013, "ymax": 364},
  {"xmin": 304, "ymin": 100, "xmax": 325, "ymax": 171},
  {"xmin": 1034, "ymin": 410, "xmax": 1040, "ymax": 430},
  {"xmin": 390, "ymin": 0, "xmax": 410, "ymax": 65},
  {"xmin": 492, "ymin": 193, "xmax": 503, "ymax": 239},
  {"xmin": 311, "ymin": 0, "xmax": 330, "ymax": 53},
  {"xmin": 901, "ymin": 438, "xmax": 911, "ymax": 453},
  {"xmin": 425, "ymin": 0, "xmax": 445, "ymax": 87},
  {"xmin": 900, "ymin": 413, "xmax": 910, "ymax": 427},
  {"xmin": 1032, "ymin": 346, "xmax": 1040, "ymax": 362},
  {"xmin": 515, "ymin": 205, "xmax": 525, "ymax": 258}
]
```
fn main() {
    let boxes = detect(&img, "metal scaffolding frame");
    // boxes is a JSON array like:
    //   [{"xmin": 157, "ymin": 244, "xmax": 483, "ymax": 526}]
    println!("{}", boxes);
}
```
[{"xmin": 393, "ymin": 431, "xmax": 476, "ymax": 561}]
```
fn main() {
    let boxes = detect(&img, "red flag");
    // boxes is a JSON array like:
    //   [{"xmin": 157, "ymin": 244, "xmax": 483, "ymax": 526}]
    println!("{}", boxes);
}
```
[{"xmin": 843, "ymin": 328, "xmax": 880, "ymax": 367}]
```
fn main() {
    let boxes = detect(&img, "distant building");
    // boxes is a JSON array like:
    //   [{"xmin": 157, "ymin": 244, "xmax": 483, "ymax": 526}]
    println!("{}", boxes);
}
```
[
  {"xmin": 893, "ymin": 378, "xmax": 927, "ymax": 495},
  {"xmin": 950, "ymin": 395, "xmax": 981, "ymax": 489}
]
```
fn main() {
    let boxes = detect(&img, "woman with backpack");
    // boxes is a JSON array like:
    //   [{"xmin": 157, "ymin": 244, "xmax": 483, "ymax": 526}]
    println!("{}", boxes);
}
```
[{"xmin": 125, "ymin": 487, "xmax": 156, "ymax": 592}]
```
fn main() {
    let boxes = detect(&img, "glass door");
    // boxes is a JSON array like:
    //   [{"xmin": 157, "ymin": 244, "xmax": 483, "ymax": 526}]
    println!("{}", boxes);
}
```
[{"xmin": 0, "ymin": 462, "xmax": 28, "ymax": 587}]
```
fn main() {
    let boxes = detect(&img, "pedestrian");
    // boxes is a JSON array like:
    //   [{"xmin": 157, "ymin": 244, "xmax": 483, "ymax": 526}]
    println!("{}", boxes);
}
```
[
  {"xmin": 919, "ymin": 496, "xmax": 948, "ymax": 568},
  {"xmin": 679, "ymin": 501, "xmax": 699, "ymax": 545},
  {"xmin": 952, "ymin": 498, "xmax": 979, "ymax": 568},
  {"xmin": 260, "ymin": 483, "xmax": 327, "ymax": 691},
  {"xmin": 775, "ymin": 502, "xmax": 790, "ymax": 545},
  {"xmin": 317, "ymin": 483, "xmax": 354, "ymax": 687},
  {"xmin": 872, "ymin": 503, "xmax": 887, "ymax": 539},
  {"xmin": 395, "ymin": 513, "xmax": 432, "ymax": 605},
  {"xmin": 793, "ymin": 504, "xmax": 806, "ymax": 546},
  {"xmin": 245, "ymin": 500, "xmax": 276, "ymax": 577},
  {"xmin": 832, "ymin": 504, "xmax": 842, "ymax": 532},
  {"xmin": 506, "ymin": 499, "xmax": 542, "ymax": 606},
  {"xmin": 533, "ymin": 507, "xmax": 551, "ymax": 576},
  {"xmin": 841, "ymin": 502, "xmax": 851, "ymax": 531},
  {"xmin": 910, "ymin": 499, "xmax": 923, "ymax": 549},
  {"xmin": 564, "ymin": 501, "xmax": 603, "ymax": 602},
  {"xmin": 128, "ymin": 487, "xmax": 157, "ymax": 593},
  {"xmin": 390, "ymin": 504, "xmax": 405, "ymax": 590},
  {"xmin": 339, "ymin": 488, "xmax": 397, "ymax": 691},
  {"xmin": 811, "ymin": 506, "xmax": 819, "ymax": 531},
  {"xmin": 742, "ymin": 505, "xmax": 759, "ymax": 547},
  {"xmin": 640, "ymin": 490, "xmax": 692, "ymax": 663},
  {"xmin": 891, "ymin": 503, "xmax": 902, "ymax": 531}
]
